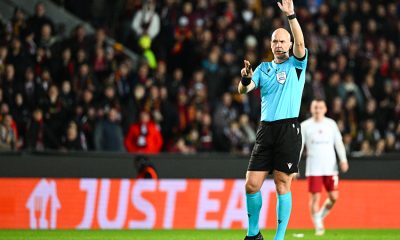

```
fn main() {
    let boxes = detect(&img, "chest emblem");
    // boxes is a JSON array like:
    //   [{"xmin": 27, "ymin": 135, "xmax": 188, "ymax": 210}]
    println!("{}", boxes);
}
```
[{"xmin": 276, "ymin": 71, "xmax": 287, "ymax": 84}]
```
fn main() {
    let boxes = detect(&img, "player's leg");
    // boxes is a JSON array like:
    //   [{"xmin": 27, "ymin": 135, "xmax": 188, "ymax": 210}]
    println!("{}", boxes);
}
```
[
  {"xmin": 318, "ymin": 176, "xmax": 339, "ymax": 219},
  {"xmin": 319, "ymin": 191, "xmax": 338, "ymax": 218},
  {"xmin": 273, "ymin": 170, "xmax": 296, "ymax": 240},
  {"xmin": 308, "ymin": 176, "xmax": 324, "ymax": 234},
  {"xmin": 245, "ymin": 170, "xmax": 268, "ymax": 239},
  {"xmin": 309, "ymin": 192, "xmax": 321, "ymax": 216}
]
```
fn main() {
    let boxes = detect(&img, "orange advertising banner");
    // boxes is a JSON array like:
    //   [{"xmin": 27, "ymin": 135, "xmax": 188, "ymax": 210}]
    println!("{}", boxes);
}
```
[{"xmin": 0, "ymin": 178, "xmax": 399, "ymax": 229}]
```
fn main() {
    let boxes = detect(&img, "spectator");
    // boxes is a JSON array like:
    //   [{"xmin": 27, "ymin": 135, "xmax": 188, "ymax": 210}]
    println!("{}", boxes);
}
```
[
  {"xmin": 198, "ymin": 113, "xmax": 213, "ymax": 152},
  {"xmin": 213, "ymin": 92, "xmax": 238, "ymax": 151},
  {"xmin": 338, "ymin": 73, "xmax": 364, "ymax": 109},
  {"xmin": 60, "ymin": 121, "xmax": 86, "ymax": 151},
  {"xmin": 11, "ymin": 93, "xmax": 30, "ymax": 148},
  {"xmin": 159, "ymin": 86, "xmax": 179, "ymax": 149},
  {"xmin": 131, "ymin": 0, "xmax": 160, "ymax": 39},
  {"xmin": 124, "ymin": 111, "xmax": 163, "ymax": 153},
  {"xmin": 0, "ymin": 114, "xmax": 17, "ymax": 150},
  {"xmin": 28, "ymin": 2, "xmax": 54, "ymax": 44},
  {"xmin": 26, "ymin": 108, "xmax": 57, "ymax": 151},
  {"xmin": 169, "ymin": 136, "xmax": 196, "ymax": 154},
  {"xmin": 37, "ymin": 23, "xmax": 57, "ymax": 51},
  {"xmin": 92, "ymin": 46, "xmax": 108, "ymax": 81},
  {"xmin": 53, "ymin": 48, "xmax": 75, "ymax": 81},
  {"xmin": 385, "ymin": 132, "xmax": 398, "ymax": 153},
  {"xmin": 224, "ymin": 120, "xmax": 245, "ymax": 154},
  {"xmin": 68, "ymin": 25, "xmax": 90, "ymax": 54},
  {"xmin": 22, "ymin": 67, "xmax": 38, "ymax": 111},
  {"xmin": 41, "ymin": 85, "xmax": 65, "ymax": 145},
  {"xmin": 352, "ymin": 140, "xmax": 374, "ymax": 157},
  {"xmin": 98, "ymin": 85, "xmax": 119, "ymax": 112},
  {"xmin": 375, "ymin": 139, "xmax": 386, "ymax": 156},
  {"xmin": 59, "ymin": 80, "xmax": 76, "ymax": 117},
  {"xmin": 1, "ymin": 64, "xmax": 18, "ymax": 105},
  {"xmin": 9, "ymin": 7, "xmax": 27, "ymax": 39},
  {"xmin": 74, "ymin": 63, "xmax": 98, "ymax": 95},
  {"xmin": 238, "ymin": 114, "xmax": 256, "ymax": 154},
  {"xmin": 94, "ymin": 107, "xmax": 125, "ymax": 151},
  {"xmin": 113, "ymin": 63, "xmax": 133, "ymax": 101},
  {"xmin": 122, "ymin": 84, "xmax": 146, "ymax": 133},
  {"xmin": 356, "ymin": 119, "xmax": 381, "ymax": 149},
  {"xmin": 79, "ymin": 106, "xmax": 97, "ymax": 151}
]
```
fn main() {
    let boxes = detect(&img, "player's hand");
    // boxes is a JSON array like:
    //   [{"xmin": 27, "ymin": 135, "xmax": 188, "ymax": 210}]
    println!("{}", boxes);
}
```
[
  {"xmin": 340, "ymin": 162, "xmax": 349, "ymax": 173},
  {"xmin": 241, "ymin": 60, "xmax": 253, "ymax": 78},
  {"xmin": 277, "ymin": 0, "xmax": 295, "ymax": 16}
]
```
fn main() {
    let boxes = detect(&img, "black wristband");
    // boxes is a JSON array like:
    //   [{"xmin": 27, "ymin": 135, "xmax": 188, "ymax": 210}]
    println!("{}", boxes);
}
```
[
  {"xmin": 241, "ymin": 76, "xmax": 251, "ymax": 86},
  {"xmin": 287, "ymin": 13, "xmax": 296, "ymax": 20}
]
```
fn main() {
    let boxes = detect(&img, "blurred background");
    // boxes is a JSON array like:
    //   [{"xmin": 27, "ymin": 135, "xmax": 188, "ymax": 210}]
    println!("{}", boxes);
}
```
[{"xmin": 0, "ymin": 0, "xmax": 399, "ymax": 156}]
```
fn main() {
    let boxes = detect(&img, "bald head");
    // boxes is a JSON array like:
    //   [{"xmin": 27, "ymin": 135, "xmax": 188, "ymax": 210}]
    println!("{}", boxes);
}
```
[
  {"xmin": 272, "ymin": 28, "xmax": 291, "ymax": 41},
  {"xmin": 271, "ymin": 28, "xmax": 292, "ymax": 62}
]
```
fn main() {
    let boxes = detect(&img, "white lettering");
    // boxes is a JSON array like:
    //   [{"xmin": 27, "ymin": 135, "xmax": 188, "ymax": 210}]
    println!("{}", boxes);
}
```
[
  {"xmin": 159, "ymin": 180, "xmax": 187, "ymax": 229},
  {"xmin": 76, "ymin": 179, "xmax": 98, "ymax": 229},
  {"xmin": 97, "ymin": 179, "xmax": 130, "ymax": 229},
  {"xmin": 195, "ymin": 180, "xmax": 224, "ymax": 228},
  {"xmin": 129, "ymin": 180, "xmax": 157, "ymax": 229},
  {"xmin": 221, "ymin": 180, "xmax": 247, "ymax": 228}
]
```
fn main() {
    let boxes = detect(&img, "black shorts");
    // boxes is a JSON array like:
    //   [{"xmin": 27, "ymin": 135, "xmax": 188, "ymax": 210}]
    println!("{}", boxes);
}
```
[{"xmin": 248, "ymin": 118, "xmax": 302, "ymax": 174}]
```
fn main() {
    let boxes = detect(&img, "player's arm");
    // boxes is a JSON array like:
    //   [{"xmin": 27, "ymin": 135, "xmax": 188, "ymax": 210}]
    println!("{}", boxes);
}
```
[
  {"xmin": 333, "ymin": 123, "xmax": 349, "ymax": 173},
  {"xmin": 238, "ymin": 60, "xmax": 256, "ymax": 94},
  {"xmin": 277, "ymin": 0, "xmax": 305, "ymax": 58}
]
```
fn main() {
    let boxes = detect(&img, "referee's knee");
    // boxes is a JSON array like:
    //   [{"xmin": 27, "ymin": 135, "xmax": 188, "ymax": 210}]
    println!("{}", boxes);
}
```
[
  {"xmin": 274, "ymin": 179, "xmax": 291, "ymax": 195},
  {"xmin": 245, "ymin": 181, "xmax": 261, "ymax": 194}
]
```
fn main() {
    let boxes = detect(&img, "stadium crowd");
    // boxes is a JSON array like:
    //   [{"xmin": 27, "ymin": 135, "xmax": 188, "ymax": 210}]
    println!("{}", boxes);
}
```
[{"xmin": 0, "ymin": 0, "xmax": 399, "ymax": 157}]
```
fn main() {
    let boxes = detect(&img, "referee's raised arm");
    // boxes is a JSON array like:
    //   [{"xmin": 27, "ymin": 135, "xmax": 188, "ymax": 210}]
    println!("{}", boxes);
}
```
[{"xmin": 278, "ymin": 0, "xmax": 305, "ymax": 58}]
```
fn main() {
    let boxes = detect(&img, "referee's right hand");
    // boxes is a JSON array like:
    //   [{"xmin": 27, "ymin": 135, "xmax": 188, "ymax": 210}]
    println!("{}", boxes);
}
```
[{"xmin": 241, "ymin": 60, "xmax": 253, "ymax": 78}]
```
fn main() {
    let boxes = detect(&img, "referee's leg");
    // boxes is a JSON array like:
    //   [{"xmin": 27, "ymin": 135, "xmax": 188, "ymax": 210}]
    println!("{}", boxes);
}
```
[
  {"xmin": 273, "ymin": 170, "xmax": 296, "ymax": 240},
  {"xmin": 245, "ymin": 170, "xmax": 268, "ymax": 238}
]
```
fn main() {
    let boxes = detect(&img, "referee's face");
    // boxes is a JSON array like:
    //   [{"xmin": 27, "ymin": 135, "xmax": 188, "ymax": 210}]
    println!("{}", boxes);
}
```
[
  {"xmin": 311, "ymin": 100, "xmax": 327, "ymax": 121},
  {"xmin": 271, "ymin": 28, "xmax": 292, "ymax": 60}
]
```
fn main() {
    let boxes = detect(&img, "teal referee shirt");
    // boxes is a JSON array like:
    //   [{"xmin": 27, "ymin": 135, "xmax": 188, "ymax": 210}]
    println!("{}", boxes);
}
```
[{"xmin": 252, "ymin": 49, "xmax": 308, "ymax": 122}]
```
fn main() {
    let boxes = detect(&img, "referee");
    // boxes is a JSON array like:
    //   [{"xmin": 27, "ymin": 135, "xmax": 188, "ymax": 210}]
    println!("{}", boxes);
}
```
[{"xmin": 238, "ymin": 0, "xmax": 307, "ymax": 239}]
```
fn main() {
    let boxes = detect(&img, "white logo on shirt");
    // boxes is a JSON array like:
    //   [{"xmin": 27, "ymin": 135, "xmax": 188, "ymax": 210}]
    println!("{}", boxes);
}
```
[
  {"xmin": 287, "ymin": 163, "xmax": 293, "ymax": 169},
  {"xmin": 276, "ymin": 71, "xmax": 287, "ymax": 84}
]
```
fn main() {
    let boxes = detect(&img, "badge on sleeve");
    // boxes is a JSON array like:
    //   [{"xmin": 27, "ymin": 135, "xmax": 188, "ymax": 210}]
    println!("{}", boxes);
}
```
[{"xmin": 276, "ymin": 71, "xmax": 287, "ymax": 84}]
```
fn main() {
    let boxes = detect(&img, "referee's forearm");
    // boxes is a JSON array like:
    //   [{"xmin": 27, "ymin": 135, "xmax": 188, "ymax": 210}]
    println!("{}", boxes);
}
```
[
  {"xmin": 287, "ymin": 16, "xmax": 305, "ymax": 57},
  {"xmin": 288, "ymin": 19, "xmax": 304, "ymax": 45},
  {"xmin": 238, "ymin": 77, "xmax": 255, "ymax": 93}
]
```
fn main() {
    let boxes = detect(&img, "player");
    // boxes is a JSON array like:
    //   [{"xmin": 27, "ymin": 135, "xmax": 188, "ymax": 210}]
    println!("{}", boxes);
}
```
[
  {"xmin": 300, "ymin": 99, "xmax": 349, "ymax": 235},
  {"xmin": 238, "ymin": 0, "xmax": 307, "ymax": 239}
]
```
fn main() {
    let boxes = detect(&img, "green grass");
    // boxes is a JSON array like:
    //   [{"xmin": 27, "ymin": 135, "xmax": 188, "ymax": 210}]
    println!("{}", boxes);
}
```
[{"xmin": 0, "ymin": 229, "xmax": 399, "ymax": 240}]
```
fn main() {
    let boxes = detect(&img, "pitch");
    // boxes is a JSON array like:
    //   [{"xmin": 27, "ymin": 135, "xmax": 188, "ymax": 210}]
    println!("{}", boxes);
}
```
[{"xmin": 0, "ymin": 229, "xmax": 399, "ymax": 240}]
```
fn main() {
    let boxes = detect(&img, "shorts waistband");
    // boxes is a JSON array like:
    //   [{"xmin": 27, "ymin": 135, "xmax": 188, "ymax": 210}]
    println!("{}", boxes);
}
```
[{"xmin": 260, "ymin": 118, "xmax": 298, "ymax": 126}]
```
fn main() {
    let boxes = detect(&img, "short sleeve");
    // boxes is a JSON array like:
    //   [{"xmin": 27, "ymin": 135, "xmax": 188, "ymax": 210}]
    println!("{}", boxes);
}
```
[
  {"xmin": 291, "ymin": 48, "xmax": 308, "ymax": 69},
  {"xmin": 252, "ymin": 63, "xmax": 262, "ymax": 88}
]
